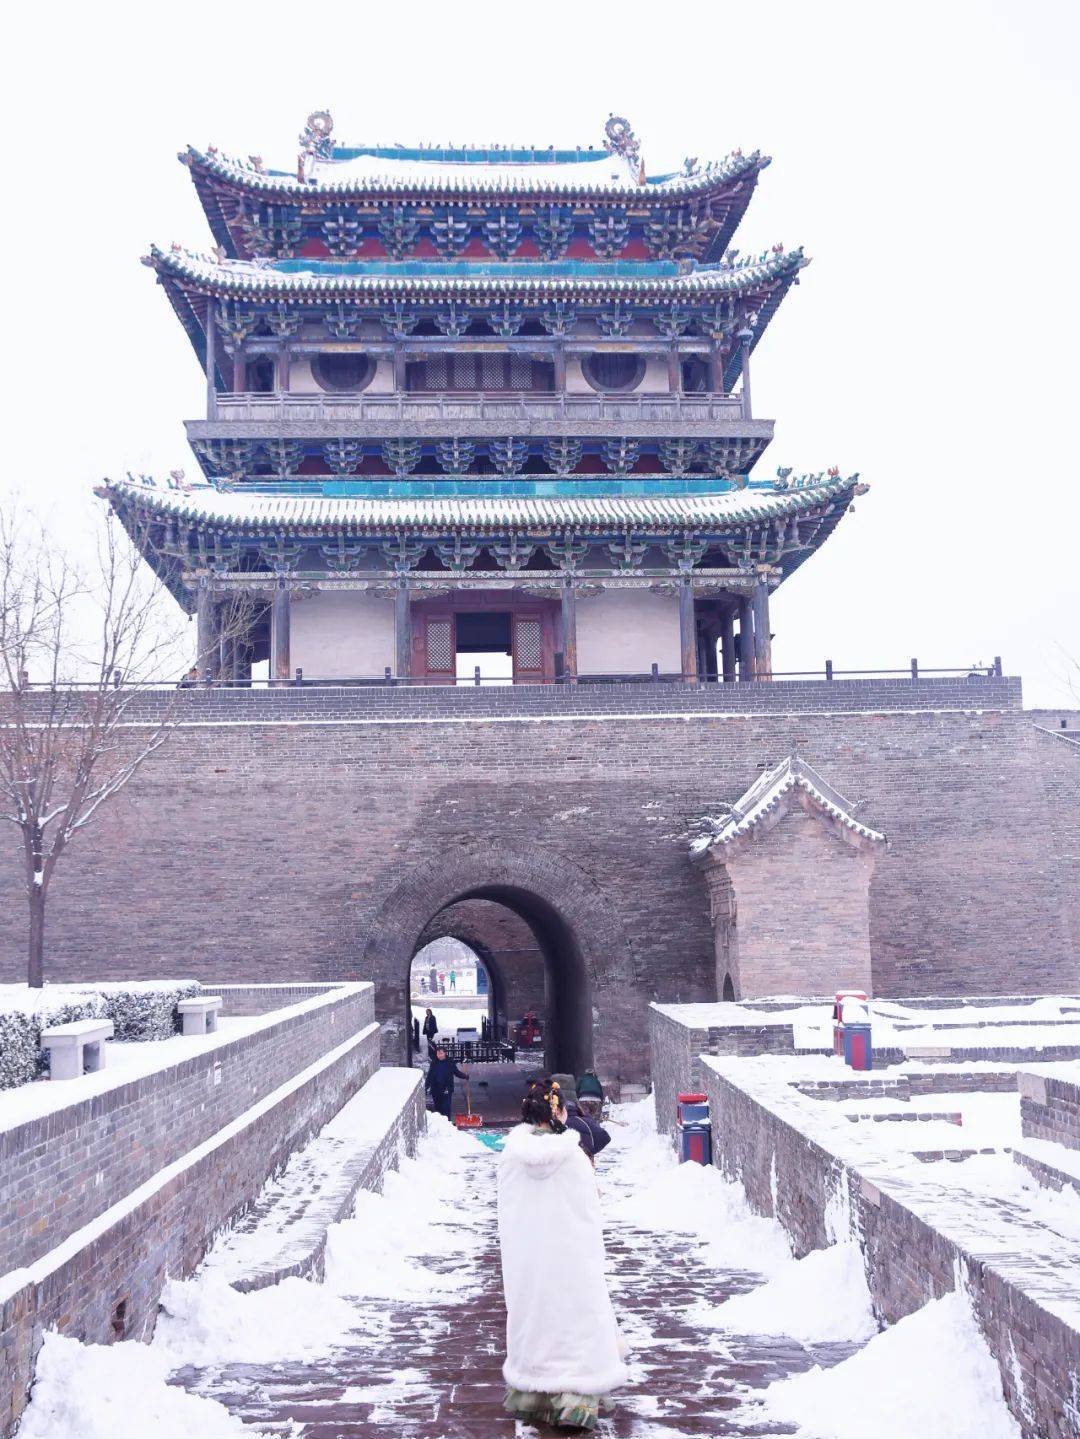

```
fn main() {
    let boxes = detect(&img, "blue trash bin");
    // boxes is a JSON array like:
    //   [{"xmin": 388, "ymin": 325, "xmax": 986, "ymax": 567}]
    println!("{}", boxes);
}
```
[{"xmin": 843, "ymin": 1022, "xmax": 873, "ymax": 1071}]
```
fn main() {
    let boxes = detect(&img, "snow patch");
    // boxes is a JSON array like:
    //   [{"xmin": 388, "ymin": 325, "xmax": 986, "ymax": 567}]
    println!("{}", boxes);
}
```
[
  {"xmin": 17, "ymin": 1333, "xmax": 247, "ymax": 1439},
  {"xmin": 693, "ymin": 1241, "xmax": 877, "ymax": 1344},
  {"xmin": 757, "ymin": 1290, "xmax": 1021, "ymax": 1439}
]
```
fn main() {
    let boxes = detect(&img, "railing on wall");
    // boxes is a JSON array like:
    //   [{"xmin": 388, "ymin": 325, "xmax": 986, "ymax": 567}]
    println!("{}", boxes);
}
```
[
  {"xmin": 208, "ymin": 391, "xmax": 749, "ymax": 424},
  {"xmin": 10, "ymin": 658, "xmax": 1006, "ymax": 692}
]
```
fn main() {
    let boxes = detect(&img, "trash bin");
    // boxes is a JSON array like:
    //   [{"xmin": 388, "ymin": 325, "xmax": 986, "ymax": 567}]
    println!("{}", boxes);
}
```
[
  {"xmin": 840, "ymin": 1000, "xmax": 872, "ymax": 1071},
  {"xmin": 676, "ymin": 1092, "xmax": 711, "ymax": 1165},
  {"xmin": 833, "ymin": 990, "xmax": 868, "ymax": 1056}
]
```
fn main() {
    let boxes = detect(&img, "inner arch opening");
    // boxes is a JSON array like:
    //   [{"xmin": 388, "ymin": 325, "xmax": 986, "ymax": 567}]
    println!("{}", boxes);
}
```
[{"xmin": 406, "ymin": 884, "xmax": 594, "ymax": 1079}]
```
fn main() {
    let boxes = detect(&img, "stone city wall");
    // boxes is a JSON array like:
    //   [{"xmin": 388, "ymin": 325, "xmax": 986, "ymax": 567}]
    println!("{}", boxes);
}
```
[
  {"xmin": 0, "ymin": 681, "xmax": 1076, "ymax": 1089},
  {"xmin": 702, "ymin": 1057, "xmax": 1080, "ymax": 1439},
  {"xmin": 1020, "ymin": 1068, "xmax": 1080, "ymax": 1152},
  {"xmin": 0, "ymin": 986, "xmax": 382, "ymax": 1437},
  {"xmin": 214, "ymin": 982, "xmax": 346, "ymax": 1015}
]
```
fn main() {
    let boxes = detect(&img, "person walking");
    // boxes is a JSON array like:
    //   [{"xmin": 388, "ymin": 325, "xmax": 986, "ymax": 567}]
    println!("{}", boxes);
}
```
[
  {"xmin": 449, "ymin": 968, "xmax": 457, "ymax": 991},
  {"xmin": 425, "ymin": 1045, "xmax": 468, "ymax": 1120},
  {"xmin": 412, "ymin": 1016, "xmax": 420, "ymax": 1053},
  {"xmin": 421, "ymin": 1007, "xmax": 438, "ymax": 1056},
  {"xmin": 497, "ymin": 1076, "xmax": 628, "ymax": 1430}
]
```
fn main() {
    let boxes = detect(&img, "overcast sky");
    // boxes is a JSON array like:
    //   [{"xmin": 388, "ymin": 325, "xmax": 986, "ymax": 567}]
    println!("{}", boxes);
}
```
[{"xmin": 5, "ymin": 0, "xmax": 1076, "ymax": 705}]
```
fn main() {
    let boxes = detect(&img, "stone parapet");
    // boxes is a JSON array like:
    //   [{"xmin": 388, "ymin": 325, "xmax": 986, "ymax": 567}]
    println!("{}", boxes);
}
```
[
  {"xmin": 12, "ymin": 673, "xmax": 1022, "ymax": 725},
  {"xmin": 0, "ymin": 983, "xmax": 374, "ymax": 1279},
  {"xmin": 1019, "ymin": 1067, "xmax": 1080, "ymax": 1152},
  {"xmin": 702, "ymin": 1056, "xmax": 1080, "ymax": 1439},
  {"xmin": 0, "ymin": 989, "xmax": 381, "ymax": 1438}
]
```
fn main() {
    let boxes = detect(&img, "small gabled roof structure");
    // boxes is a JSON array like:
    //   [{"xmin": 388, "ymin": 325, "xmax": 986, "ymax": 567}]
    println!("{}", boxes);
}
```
[{"xmin": 691, "ymin": 754, "xmax": 886, "ymax": 859}]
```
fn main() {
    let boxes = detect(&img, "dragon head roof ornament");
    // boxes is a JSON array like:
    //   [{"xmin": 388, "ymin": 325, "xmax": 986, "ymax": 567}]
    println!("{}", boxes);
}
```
[
  {"xmin": 298, "ymin": 109, "xmax": 334, "ymax": 181},
  {"xmin": 603, "ymin": 114, "xmax": 646, "ymax": 186}
]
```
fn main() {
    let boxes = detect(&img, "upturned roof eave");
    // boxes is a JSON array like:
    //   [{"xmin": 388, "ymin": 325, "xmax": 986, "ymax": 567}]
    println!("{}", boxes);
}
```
[
  {"xmin": 181, "ymin": 144, "xmax": 771, "ymax": 207},
  {"xmin": 100, "ymin": 474, "xmax": 858, "ymax": 537}
]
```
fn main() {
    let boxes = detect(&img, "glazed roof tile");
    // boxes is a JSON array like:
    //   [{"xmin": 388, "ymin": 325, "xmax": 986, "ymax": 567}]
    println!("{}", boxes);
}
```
[
  {"xmin": 148, "ymin": 244, "xmax": 807, "ymax": 301},
  {"xmin": 103, "ymin": 473, "xmax": 856, "ymax": 534},
  {"xmin": 691, "ymin": 754, "xmax": 886, "ymax": 855},
  {"xmin": 183, "ymin": 144, "xmax": 769, "ymax": 201}
]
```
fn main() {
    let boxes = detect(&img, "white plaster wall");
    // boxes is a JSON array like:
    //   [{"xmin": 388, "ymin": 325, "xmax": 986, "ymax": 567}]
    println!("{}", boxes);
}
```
[
  {"xmin": 576, "ymin": 589, "xmax": 681, "ymax": 674},
  {"xmin": 288, "ymin": 356, "xmax": 394, "ymax": 394},
  {"xmin": 291, "ymin": 591, "xmax": 395, "ymax": 678},
  {"xmin": 565, "ymin": 354, "xmax": 666, "ymax": 396}
]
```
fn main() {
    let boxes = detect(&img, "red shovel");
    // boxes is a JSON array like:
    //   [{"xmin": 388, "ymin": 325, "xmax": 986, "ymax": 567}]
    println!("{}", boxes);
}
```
[{"xmin": 454, "ymin": 1078, "xmax": 482, "ymax": 1129}]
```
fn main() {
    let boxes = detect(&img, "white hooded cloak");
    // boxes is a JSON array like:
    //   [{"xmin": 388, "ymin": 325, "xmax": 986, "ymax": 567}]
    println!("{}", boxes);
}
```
[{"xmin": 497, "ymin": 1124, "xmax": 629, "ymax": 1396}]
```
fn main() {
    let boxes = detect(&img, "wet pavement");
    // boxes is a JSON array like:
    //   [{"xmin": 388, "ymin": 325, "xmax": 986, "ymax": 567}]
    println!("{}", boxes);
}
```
[{"xmin": 172, "ymin": 1129, "xmax": 860, "ymax": 1437}]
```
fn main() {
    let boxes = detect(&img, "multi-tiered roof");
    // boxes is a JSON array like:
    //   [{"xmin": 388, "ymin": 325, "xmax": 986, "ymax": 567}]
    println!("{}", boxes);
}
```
[{"xmin": 105, "ymin": 112, "xmax": 862, "ymax": 684}]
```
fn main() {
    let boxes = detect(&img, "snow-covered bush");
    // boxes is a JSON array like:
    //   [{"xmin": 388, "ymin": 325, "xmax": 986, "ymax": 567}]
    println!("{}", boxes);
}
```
[
  {"xmin": 88, "ymin": 980, "xmax": 203, "ymax": 1040},
  {"xmin": 0, "ymin": 992, "xmax": 108, "ymax": 1089},
  {"xmin": 0, "ymin": 980, "xmax": 204, "ymax": 1089}
]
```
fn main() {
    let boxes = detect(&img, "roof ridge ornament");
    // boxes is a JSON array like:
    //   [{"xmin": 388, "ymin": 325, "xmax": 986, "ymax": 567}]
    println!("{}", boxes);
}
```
[
  {"xmin": 298, "ymin": 109, "xmax": 334, "ymax": 181},
  {"xmin": 603, "ymin": 114, "xmax": 646, "ymax": 186}
]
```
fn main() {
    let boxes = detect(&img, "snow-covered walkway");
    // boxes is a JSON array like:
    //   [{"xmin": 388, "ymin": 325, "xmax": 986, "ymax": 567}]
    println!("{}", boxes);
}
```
[{"xmin": 18, "ymin": 1100, "xmax": 1023, "ymax": 1438}]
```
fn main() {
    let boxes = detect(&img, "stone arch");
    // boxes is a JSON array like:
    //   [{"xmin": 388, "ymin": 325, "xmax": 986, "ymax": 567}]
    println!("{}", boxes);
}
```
[{"xmin": 359, "ymin": 842, "xmax": 631, "ymax": 1078}]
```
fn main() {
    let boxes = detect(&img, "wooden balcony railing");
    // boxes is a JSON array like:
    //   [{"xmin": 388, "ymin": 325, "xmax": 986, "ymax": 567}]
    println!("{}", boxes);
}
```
[{"xmin": 208, "ymin": 391, "xmax": 751, "ymax": 424}]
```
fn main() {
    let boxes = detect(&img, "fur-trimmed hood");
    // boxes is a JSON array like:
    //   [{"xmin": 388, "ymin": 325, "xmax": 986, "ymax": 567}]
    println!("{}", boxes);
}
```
[{"xmin": 499, "ymin": 1124, "xmax": 584, "ymax": 1179}]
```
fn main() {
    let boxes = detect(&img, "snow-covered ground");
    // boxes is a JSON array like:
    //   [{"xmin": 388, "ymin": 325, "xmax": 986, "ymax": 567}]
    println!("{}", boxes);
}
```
[
  {"xmin": 409, "ymin": 1003, "xmax": 488, "ymax": 1039},
  {"xmin": 16, "ymin": 1097, "xmax": 1025, "ymax": 1438}
]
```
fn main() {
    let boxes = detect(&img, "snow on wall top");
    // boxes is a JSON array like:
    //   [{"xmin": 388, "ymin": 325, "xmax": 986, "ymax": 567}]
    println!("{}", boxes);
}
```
[{"xmin": 691, "ymin": 753, "xmax": 886, "ymax": 855}]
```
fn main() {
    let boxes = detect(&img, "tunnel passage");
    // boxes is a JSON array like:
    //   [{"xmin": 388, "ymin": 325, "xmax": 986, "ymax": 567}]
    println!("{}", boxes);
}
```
[{"xmin": 408, "ymin": 886, "xmax": 593, "ymax": 1075}]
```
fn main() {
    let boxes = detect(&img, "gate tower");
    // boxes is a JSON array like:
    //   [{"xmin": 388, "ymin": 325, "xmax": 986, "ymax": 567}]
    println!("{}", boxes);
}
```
[{"xmin": 103, "ymin": 110, "xmax": 864, "ymax": 683}]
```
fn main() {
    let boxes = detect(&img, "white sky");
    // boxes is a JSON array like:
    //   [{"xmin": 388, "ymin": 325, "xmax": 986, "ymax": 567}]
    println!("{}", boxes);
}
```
[{"xmin": 4, "ymin": 0, "xmax": 1077, "ymax": 705}]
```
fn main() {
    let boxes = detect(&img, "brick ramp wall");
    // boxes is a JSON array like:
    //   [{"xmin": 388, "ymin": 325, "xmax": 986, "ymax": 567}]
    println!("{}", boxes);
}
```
[
  {"xmin": 0, "ymin": 984, "xmax": 374, "ymax": 1278},
  {"xmin": 701, "ymin": 1059, "xmax": 1079, "ymax": 1439},
  {"xmin": 1020, "ymin": 1070, "xmax": 1080, "ymax": 1151},
  {"xmin": 0, "ymin": 1009, "xmax": 382, "ymax": 1438},
  {"xmin": 214, "ymin": 982, "xmax": 345, "ymax": 1015}
]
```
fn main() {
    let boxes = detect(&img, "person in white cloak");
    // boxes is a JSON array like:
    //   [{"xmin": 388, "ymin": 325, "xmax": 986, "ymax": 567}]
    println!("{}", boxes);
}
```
[{"xmin": 497, "ymin": 1076, "xmax": 629, "ymax": 1430}]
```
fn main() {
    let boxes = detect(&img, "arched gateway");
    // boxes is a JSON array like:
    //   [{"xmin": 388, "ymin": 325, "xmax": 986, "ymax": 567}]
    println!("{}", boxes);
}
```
[{"xmin": 360, "ymin": 845, "xmax": 630, "ymax": 1077}]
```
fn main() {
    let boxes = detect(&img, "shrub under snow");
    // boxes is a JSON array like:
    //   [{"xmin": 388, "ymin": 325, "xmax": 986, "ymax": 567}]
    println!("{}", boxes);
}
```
[{"xmin": 0, "ymin": 981, "xmax": 203, "ymax": 1090}]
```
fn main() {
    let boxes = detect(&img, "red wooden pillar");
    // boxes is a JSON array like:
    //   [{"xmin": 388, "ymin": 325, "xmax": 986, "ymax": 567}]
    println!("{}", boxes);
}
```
[
  {"xmin": 560, "ymin": 581, "xmax": 578, "ymax": 680},
  {"xmin": 679, "ymin": 579, "xmax": 698, "ymax": 682}
]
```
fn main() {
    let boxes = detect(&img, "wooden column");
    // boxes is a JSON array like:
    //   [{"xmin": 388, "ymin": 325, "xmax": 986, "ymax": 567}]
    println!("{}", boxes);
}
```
[
  {"xmin": 679, "ymin": 578, "xmax": 698, "ymax": 682},
  {"xmin": 205, "ymin": 304, "xmax": 218, "ymax": 419},
  {"xmin": 753, "ymin": 579, "xmax": 773, "ymax": 680},
  {"xmin": 271, "ymin": 581, "xmax": 291, "ymax": 684},
  {"xmin": 394, "ymin": 580, "xmax": 412, "ymax": 679},
  {"xmin": 393, "ymin": 345, "xmax": 406, "ymax": 391},
  {"xmin": 720, "ymin": 608, "xmax": 737, "ymax": 683},
  {"xmin": 739, "ymin": 593, "xmax": 756, "ymax": 680},
  {"xmin": 232, "ymin": 346, "xmax": 246, "ymax": 394},
  {"xmin": 667, "ymin": 345, "xmax": 680, "ymax": 394},
  {"xmin": 196, "ymin": 581, "xmax": 217, "ymax": 679},
  {"xmin": 553, "ymin": 344, "xmax": 567, "ymax": 393},
  {"xmin": 219, "ymin": 633, "xmax": 236, "ymax": 686},
  {"xmin": 276, "ymin": 344, "xmax": 290, "ymax": 392},
  {"xmin": 738, "ymin": 328, "xmax": 753, "ymax": 419},
  {"xmin": 560, "ymin": 580, "xmax": 578, "ymax": 680},
  {"xmin": 706, "ymin": 343, "xmax": 721, "ymax": 394}
]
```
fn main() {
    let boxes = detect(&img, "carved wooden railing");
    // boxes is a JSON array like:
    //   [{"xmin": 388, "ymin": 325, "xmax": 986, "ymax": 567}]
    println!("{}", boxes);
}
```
[{"xmin": 208, "ymin": 391, "xmax": 750, "ymax": 424}]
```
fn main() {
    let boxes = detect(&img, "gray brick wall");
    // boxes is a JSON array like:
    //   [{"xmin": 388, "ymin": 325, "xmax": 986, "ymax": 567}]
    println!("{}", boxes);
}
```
[
  {"xmin": 0, "ymin": 686, "xmax": 1076, "ymax": 1089},
  {"xmin": 1020, "ymin": 1070, "xmax": 1080, "ymax": 1151},
  {"xmin": 0, "ymin": 993, "xmax": 384, "ymax": 1438},
  {"xmin": 0, "ymin": 984, "xmax": 374, "ymax": 1277},
  {"xmin": 702, "ymin": 1062, "xmax": 1079, "ymax": 1439}
]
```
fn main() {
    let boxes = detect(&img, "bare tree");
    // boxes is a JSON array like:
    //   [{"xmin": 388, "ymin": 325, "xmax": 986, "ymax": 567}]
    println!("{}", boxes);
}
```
[{"xmin": 0, "ymin": 502, "xmax": 252, "ymax": 987}]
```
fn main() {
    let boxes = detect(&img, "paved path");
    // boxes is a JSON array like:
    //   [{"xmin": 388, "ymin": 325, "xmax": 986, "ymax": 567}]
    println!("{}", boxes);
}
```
[{"xmin": 173, "ymin": 1129, "xmax": 858, "ymax": 1437}]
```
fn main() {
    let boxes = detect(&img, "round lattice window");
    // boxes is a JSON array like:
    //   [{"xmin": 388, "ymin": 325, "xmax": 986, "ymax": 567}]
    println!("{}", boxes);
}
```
[
  {"xmin": 311, "ymin": 352, "xmax": 376, "ymax": 393},
  {"xmin": 580, "ymin": 352, "xmax": 646, "ymax": 393}
]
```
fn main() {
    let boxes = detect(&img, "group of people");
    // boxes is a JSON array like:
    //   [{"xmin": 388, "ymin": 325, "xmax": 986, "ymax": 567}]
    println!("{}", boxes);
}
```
[{"xmin": 497, "ymin": 1073, "xmax": 624, "ymax": 1431}]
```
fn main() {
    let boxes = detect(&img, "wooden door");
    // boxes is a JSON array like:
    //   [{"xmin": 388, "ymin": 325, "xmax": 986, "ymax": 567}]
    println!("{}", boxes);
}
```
[
  {"xmin": 414, "ymin": 612, "xmax": 455, "ymax": 683},
  {"xmin": 512, "ymin": 611, "xmax": 553, "ymax": 682}
]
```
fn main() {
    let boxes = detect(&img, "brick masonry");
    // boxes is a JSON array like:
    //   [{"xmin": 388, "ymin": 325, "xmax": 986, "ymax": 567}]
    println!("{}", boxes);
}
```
[
  {"xmin": 0, "ymin": 678, "xmax": 1076, "ymax": 1090},
  {"xmin": 700, "ymin": 1060, "xmax": 1080, "ymax": 1439},
  {"xmin": 0, "ymin": 987, "xmax": 382, "ymax": 1438},
  {"xmin": 1020, "ymin": 1069, "xmax": 1080, "ymax": 1152},
  {"xmin": 0, "ymin": 984, "xmax": 374, "ymax": 1278}
]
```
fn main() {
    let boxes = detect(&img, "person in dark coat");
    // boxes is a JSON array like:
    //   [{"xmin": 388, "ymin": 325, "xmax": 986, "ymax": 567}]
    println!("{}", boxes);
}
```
[
  {"xmin": 425, "ymin": 1045, "xmax": 469, "ymax": 1120},
  {"xmin": 570, "ymin": 1101, "xmax": 611, "ymax": 1158},
  {"xmin": 412, "ymin": 1016, "xmax": 420, "ymax": 1053},
  {"xmin": 421, "ymin": 1007, "xmax": 438, "ymax": 1056}
]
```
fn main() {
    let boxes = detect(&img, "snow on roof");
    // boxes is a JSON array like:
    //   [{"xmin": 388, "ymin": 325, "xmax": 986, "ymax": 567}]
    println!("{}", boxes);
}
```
[
  {"xmin": 186, "ymin": 143, "xmax": 768, "ymax": 200},
  {"xmin": 148, "ymin": 243, "xmax": 807, "ymax": 299},
  {"xmin": 691, "ymin": 753, "xmax": 885, "ymax": 856},
  {"xmin": 105, "ymin": 473, "xmax": 856, "ymax": 534}
]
